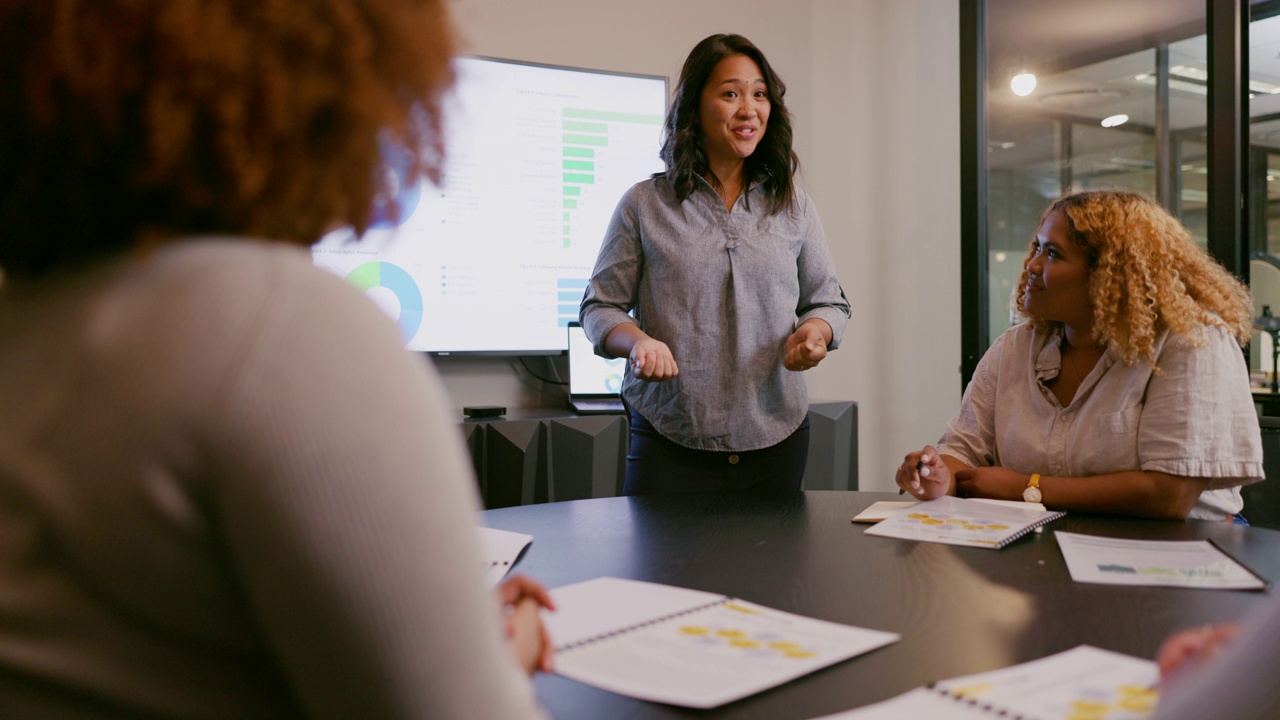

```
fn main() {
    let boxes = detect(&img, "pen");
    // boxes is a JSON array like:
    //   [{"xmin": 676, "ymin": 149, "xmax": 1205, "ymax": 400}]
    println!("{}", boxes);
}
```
[{"xmin": 899, "ymin": 456, "xmax": 932, "ymax": 494}]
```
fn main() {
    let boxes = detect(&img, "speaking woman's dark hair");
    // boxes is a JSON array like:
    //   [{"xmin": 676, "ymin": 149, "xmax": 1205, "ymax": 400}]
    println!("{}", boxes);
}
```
[
  {"xmin": 0, "ymin": 0, "xmax": 454, "ymax": 279},
  {"xmin": 659, "ymin": 33, "xmax": 798, "ymax": 215}
]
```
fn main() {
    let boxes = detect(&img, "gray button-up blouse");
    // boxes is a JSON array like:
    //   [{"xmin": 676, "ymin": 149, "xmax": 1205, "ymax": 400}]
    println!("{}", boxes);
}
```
[{"xmin": 580, "ymin": 174, "xmax": 850, "ymax": 452}]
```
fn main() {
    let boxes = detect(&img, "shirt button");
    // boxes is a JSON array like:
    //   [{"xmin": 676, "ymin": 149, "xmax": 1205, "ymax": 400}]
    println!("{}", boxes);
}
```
[{"xmin": 728, "ymin": 455, "xmax": 740, "ymax": 465}]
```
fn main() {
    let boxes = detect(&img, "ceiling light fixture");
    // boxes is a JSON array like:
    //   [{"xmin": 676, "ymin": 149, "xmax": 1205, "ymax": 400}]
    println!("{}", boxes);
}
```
[
  {"xmin": 1101, "ymin": 114, "xmax": 1130, "ymax": 128},
  {"xmin": 1011, "ymin": 71, "xmax": 1037, "ymax": 97}
]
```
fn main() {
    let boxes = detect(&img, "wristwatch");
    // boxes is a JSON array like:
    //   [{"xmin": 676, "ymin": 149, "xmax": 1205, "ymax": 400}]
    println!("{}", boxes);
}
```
[{"xmin": 1023, "ymin": 473, "xmax": 1042, "ymax": 503}]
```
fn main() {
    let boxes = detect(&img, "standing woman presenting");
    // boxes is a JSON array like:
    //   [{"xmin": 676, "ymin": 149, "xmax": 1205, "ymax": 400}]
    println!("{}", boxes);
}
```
[{"xmin": 581, "ymin": 34, "xmax": 850, "ymax": 495}]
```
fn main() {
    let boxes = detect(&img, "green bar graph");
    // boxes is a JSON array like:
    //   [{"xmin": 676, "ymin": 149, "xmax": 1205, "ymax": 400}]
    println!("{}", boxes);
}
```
[
  {"xmin": 564, "ymin": 147, "xmax": 595, "ymax": 158},
  {"xmin": 564, "ymin": 186, "xmax": 581, "ymax": 196},
  {"xmin": 563, "ymin": 134, "xmax": 608, "ymax": 147},
  {"xmin": 564, "ymin": 199, "xmax": 577, "ymax": 209},
  {"xmin": 564, "ymin": 238, "xmax": 571, "ymax": 248},
  {"xmin": 563, "ymin": 120, "xmax": 608, "ymax": 133},
  {"xmin": 564, "ymin": 107, "xmax": 663, "ymax": 125},
  {"xmin": 564, "ymin": 173, "xmax": 595, "ymax": 184},
  {"xmin": 563, "ymin": 160, "xmax": 595, "ymax": 171},
  {"xmin": 564, "ymin": 211, "xmax": 571, "ymax": 221},
  {"xmin": 564, "ymin": 224, "xmax": 571, "ymax": 235}
]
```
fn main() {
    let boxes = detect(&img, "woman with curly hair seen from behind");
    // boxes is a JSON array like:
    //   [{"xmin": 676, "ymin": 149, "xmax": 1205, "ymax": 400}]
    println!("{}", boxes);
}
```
[
  {"xmin": 0, "ymin": 1, "xmax": 552, "ymax": 717},
  {"xmin": 895, "ymin": 190, "xmax": 1261, "ymax": 520}
]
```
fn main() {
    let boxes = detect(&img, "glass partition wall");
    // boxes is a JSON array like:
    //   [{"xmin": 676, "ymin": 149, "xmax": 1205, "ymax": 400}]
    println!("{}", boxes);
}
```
[
  {"xmin": 977, "ymin": 0, "xmax": 1208, "ymax": 344},
  {"xmin": 961, "ymin": 0, "xmax": 1279, "ymax": 385},
  {"xmin": 1255, "ymin": 7, "xmax": 1280, "ymax": 248},
  {"xmin": 1250, "ymin": 6, "xmax": 1280, "ymax": 375}
]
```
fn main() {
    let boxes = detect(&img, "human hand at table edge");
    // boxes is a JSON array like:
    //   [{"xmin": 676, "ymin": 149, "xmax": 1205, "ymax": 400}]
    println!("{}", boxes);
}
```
[
  {"xmin": 1156, "ymin": 622, "xmax": 1241, "ymax": 687},
  {"xmin": 499, "ymin": 574, "xmax": 557, "ymax": 675},
  {"xmin": 895, "ymin": 446, "xmax": 956, "ymax": 499},
  {"xmin": 784, "ymin": 319, "xmax": 832, "ymax": 371}
]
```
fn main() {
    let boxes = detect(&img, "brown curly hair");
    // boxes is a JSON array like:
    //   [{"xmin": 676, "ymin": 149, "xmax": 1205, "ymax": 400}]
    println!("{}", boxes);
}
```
[
  {"xmin": 1013, "ymin": 190, "xmax": 1253, "ymax": 366},
  {"xmin": 0, "ymin": 0, "xmax": 455, "ymax": 278}
]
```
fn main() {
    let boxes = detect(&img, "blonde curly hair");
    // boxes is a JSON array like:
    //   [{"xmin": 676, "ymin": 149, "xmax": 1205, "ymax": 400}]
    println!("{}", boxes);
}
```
[{"xmin": 1013, "ymin": 190, "xmax": 1253, "ymax": 366}]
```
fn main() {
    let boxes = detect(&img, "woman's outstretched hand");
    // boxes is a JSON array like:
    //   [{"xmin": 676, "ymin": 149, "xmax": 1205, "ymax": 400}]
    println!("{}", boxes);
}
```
[
  {"xmin": 630, "ymin": 337, "xmax": 679, "ymax": 381},
  {"xmin": 784, "ymin": 320, "xmax": 831, "ymax": 371}
]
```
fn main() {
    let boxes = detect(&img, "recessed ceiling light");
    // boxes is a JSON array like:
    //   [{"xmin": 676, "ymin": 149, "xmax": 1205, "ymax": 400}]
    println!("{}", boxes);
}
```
[
  {"xmin": 1101, "ymin": 114, "xmax": 1129, "ymax": 128},
  {"xmin": 1131, "ymin": 74, "xmax": 1208, "ymax": 96},
  {"xmin": 1249, "ymin": 79, "xmax": 1280, "ymax": 94},
  {"xmin": 1038, "ymin": 88, "xmax": 1126, "ymax": 109},
  {"xmin": 1170, "ymin": 65, "xmax": 1208, "ymax": 82},
  {"xmin": 1011, "ymin": 71, "xmax": 1037, "ymax": 97}
]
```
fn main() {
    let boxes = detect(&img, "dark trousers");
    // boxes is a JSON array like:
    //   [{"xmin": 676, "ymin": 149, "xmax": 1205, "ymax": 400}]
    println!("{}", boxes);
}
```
[{"xmin": 623, "ymin": 409, "xmax": 810, "ymax": 495}]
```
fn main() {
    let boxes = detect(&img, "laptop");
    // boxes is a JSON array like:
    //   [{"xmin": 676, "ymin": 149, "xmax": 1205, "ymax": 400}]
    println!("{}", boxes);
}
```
[{"xmin": 566, "ymin": 321, "xmax": 627, "ymax": 415}]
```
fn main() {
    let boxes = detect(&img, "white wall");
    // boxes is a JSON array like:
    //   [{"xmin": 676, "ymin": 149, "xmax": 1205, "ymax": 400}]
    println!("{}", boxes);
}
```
[
  {"xmin": 442, "ymin": 0, "xmax": 961, "ymax": 490},
  {"xmin": 805, "ymin": 0, "xmax": 963, "ymax": 488}
]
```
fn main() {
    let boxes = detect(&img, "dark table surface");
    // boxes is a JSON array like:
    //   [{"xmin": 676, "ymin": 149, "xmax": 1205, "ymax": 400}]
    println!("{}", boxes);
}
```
[{"xmin": 482, "ymin": 491, "xmax": 1280, "ymax": 720}]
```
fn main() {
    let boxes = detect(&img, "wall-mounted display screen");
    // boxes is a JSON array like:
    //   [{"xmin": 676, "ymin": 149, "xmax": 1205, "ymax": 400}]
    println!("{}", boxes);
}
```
[{"xmin": 312, "ymin": 56, "xmax": 668, "ymax": 355}]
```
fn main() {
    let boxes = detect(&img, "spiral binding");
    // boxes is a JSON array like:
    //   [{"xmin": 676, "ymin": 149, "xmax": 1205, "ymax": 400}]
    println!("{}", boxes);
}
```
[
  {"xmin": 555, "ymin": 596, "xmax": 731, "ymax": 653},
  {"xmin": 995, "ymin": 510, "xmax": 1066, "ymax": 548},
  {"xmin": 926, "ymin": 683, "xmax": 1027, "ymax": 719}
]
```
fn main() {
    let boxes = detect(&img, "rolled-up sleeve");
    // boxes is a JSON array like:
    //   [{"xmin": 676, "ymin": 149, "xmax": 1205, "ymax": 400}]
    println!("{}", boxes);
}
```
[
  {"xmin": 794, "ymin": 192, "xmax": 850, "ymax": 349},
  {"xmin": 1138, "ymin": 327, "xmax": 1264, "ymax": 487},
  {"xmin": 580, "ymin": 188, "xmax": 643, "ymax": 357},
  {"xmin": 937, "ymin": 334, "xmax": 1003, "ymax": 468}
]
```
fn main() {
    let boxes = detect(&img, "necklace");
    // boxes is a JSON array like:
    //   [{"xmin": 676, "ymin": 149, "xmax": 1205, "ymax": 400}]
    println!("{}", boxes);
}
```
[
  {"xmin": 717, "ymin": 180, "xmax": 741, "ymax": 210},
  {"xmin": 706, "ymin": 168, "xmax": 744, "ymax": 210},
  {"xmin": 1061, "ymin": 340, "xmax": 1104, "ymax": 381}
]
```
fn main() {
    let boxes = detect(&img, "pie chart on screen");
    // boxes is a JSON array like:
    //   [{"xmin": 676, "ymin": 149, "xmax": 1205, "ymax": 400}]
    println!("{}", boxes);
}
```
[
  {"xmin": 369, "ymin": 142, "xmax": 422, "ymax": 229},
  {"xmin": 345, "ymin": 261, "xmax": 423, "ymax": 344},
  {"xmin": 604, "ymin": 357, "xmax": 625, "ymax": 392}
]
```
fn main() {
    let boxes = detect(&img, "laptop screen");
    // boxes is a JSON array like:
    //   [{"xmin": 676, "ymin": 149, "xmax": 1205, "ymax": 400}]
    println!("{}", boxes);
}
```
[{"xmin": 567, "ymin": 323, "xmax": 626, "ymax": 396}]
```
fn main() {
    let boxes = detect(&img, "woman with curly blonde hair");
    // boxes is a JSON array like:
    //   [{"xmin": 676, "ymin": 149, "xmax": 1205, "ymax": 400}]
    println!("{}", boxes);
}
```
[
  {"xmin": 0, "ymin": 1, "xmax": 551, "ymax": 717},
  {"xmin": 896, "ymin": 190, "xmax": 1262, "ymax": 520}
]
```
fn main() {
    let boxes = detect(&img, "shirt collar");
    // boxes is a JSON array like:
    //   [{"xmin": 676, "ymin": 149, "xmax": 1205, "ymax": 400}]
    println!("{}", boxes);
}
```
[{"xmin": 1032, "ymin": 324, "xmax": 1119, "ymax": 382}]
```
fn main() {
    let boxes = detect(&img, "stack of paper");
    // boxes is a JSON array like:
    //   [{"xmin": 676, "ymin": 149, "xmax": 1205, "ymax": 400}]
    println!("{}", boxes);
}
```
[{"xmin": 1055, "ymin": 532, "xmax": 1266, "ymax": 591}]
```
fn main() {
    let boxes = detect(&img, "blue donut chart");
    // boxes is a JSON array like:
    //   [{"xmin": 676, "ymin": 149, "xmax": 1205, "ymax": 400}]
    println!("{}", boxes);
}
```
[
  {"xmin": 346, "ymin": 261, "xmax": 424, "ymax": 343},
  {"xmin": 369, "ymin": 141, "xmax": 422, "ymax": 229}
]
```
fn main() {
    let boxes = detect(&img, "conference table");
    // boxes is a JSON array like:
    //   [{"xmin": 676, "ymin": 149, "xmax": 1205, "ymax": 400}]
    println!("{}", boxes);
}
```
[{"xmin": 481, "ymin": 491, "xmax": 1280, "ymax": 720}]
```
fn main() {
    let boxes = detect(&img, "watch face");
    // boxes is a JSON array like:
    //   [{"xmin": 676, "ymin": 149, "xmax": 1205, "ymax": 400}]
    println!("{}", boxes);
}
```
[{"xmin": 1023, "ymin": 486, "xmax": 1043, "ymax": 503}]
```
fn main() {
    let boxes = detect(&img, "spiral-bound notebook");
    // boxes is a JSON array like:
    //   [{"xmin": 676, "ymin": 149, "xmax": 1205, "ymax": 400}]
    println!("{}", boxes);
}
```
[
  {"xmin": 477, "ymin": 527, "xmax": 532, "ymax": 586},
  {"xmin": 543, "ymin": 577, "xmax": 900, "ymax": 709},
  {"xmin": 863, "ymin": 495, "xmax": 1065, "ymax": 549},
  {"xmin": 810, "ymin": 645, "xmax": 1158, "ymax": 719}
]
